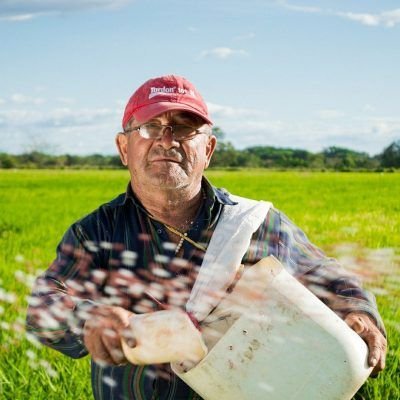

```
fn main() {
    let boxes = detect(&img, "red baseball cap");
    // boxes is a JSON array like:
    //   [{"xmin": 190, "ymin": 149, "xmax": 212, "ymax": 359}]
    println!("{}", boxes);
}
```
[{"xmin": 122, "ymin": 75, "xmax": 212, "ymax": 128}]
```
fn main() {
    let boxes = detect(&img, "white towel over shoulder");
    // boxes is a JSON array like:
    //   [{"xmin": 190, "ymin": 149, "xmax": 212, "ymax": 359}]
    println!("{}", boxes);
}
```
[{"xmin": 186, "ymin": 194, "xmax": 272, "ymax": 322}]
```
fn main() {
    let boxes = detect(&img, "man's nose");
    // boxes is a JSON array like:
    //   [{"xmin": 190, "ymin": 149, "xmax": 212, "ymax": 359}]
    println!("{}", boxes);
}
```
[{"xmin": 157, "ymin": 127, "xmax": 179, "ymax": 148}]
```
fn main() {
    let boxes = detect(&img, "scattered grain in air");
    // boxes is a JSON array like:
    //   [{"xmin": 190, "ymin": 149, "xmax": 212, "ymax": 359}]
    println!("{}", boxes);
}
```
[
  {"xmin": 15, "ymin": 254, "xmax": 25, "ymax": 263},
  {"xmin": 26, "ymin": 350, "xmax": 36, "ymax": 360},
  {"xmin": 84, "ymin": 281, "xmax": 97, "ymax": 292},
  {"xmin": 100, "ymin": 241, "xmax": 113, "ymax": 250},
  {"xmin": 133, "ymin": 300, "xmax": 154, "ymax": 313},
  {"xmin": 163, "ymin": 241, "xmax": 176, "ymax": 251},
  {"xmin": 14, "ymin": 270, "xmax": 25, "ymax": 280},
  {"xmin": 38, "ymin": 311, "xmax": 60, "ymax": 329},
  {"xmin": 128, "ymin": 283, "xmax": 145, "ymax": 296},
  {"xmin": 0, "ymin": 322, "xmax": 10, "ymax": 330},
  {"xmin": 145, "ymin": 369, "xmax": 157, "ymax": 380},
  {"xmin": 102, "ymin": 376, "xmax": 117, "ymax": 388},
  {"xmin": 39, "ymin": 359, "xmax": 50, "ymax": 369},
  {"xmin": 152, "ymin": 267, "xmax": 171, "ymax": 278},
  {"xmin": 118, "ymin": 268, "xmax": 134, "ymax": 277},
  {"xmin": 0, "ymin": 289, "xmax": 16, "ymax": 303},
  {"xmin": 115, "ymin": 277, "xmax": 129, "ymax": 286},
  {"xmin": 172, "ymin": 258, "xmax": 190, "ymax": 268},
  {"xmin": 92, "ymin": 270, "xmax": 107, "ymax": 280},
  {"xmin": 147, "ymin": 283, "xmax": 165, "ymax": 300},
  {"xmin": 47, "ymin": 367, "xmax": 58, "ymax": 378},
  {"xmin": 12, "ymin": 322, "xmax": 24, "ymax": 333},
  {"xmin": 104, "ymin": 285, "xmax": 119, "ymax": 296},
  {"xmin": 154, "ymin": 254, "xmax": 170, "ymax": 264},
  {"xmin": 106, "ymin": 296, "xmax": 123, "ymax": 306},
  {"xmin": 25, "ymin": 332, "xmax": 42, "ymax": 348},
  {"xmin": 28, "ymin": 360, "xmax": 38, "ymax": 369},
  {"xmin": 66, "ymin": 279, "xmax": 85, "ymax": 293},
  {"xmin": 84, "ymin": 240, "xmax": 99, "ymax": 252},
  {"xmin": 121, "ymin": 251, "xmax": 138, "ymax": 266}
]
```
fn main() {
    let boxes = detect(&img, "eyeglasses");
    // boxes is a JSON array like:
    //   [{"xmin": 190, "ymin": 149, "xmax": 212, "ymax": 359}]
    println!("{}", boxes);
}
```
[{"xmin": 123, "ymin": 123, "xmax": 206, "ymax": 141}]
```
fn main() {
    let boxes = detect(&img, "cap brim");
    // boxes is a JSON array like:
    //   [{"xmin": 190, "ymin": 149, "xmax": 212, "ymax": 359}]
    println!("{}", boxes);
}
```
[{"xmin": 133, "ymin": 102, "xmax": 213, "ymax": 125}]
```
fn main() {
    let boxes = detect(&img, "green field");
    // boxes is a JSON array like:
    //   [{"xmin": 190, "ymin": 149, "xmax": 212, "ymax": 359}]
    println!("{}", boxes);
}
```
[{"xmin": 0, "ymin": 170, "xmax": 399, "ymax": 399}]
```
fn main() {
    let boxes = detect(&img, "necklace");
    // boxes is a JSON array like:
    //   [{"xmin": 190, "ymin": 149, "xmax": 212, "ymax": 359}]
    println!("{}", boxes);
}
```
[
  {"xmin": 162, "ymin": 221, "xmax": 207, "ymax": 254},
  {"xmin": 147, "ymin": 188, "xmax": 208, "ymax": 255}
]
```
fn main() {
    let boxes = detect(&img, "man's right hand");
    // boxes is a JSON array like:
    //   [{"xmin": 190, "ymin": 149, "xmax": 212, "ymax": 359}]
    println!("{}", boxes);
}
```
[{"xmin": 83, "ymin": 305, "xmax": 136, "ymax": 366}]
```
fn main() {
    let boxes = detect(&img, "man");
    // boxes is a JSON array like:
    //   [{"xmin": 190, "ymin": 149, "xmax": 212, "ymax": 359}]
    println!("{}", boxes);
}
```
[{"xmin": 27, "ymin": 75, "xmax": 387, "ymax": 399}]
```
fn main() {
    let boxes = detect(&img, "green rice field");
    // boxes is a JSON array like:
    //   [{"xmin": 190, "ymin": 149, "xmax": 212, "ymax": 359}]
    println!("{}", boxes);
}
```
[{"xmin": 0, "ymin": 169, "xmax": 399, "ymax": 399}]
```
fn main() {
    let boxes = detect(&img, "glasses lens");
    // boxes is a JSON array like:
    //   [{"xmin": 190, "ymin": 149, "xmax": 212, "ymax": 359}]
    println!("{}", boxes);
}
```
[
  {"xmin": 140, "ymin": 123, "xmax": 164, "ymax": 139},
  {"xmin": 138, "ymin": 124, "xmax": 197, "ymax": 140},
  {"xmin": 172, "ymin": 125, "xmax": 196, "ymax": 140}
]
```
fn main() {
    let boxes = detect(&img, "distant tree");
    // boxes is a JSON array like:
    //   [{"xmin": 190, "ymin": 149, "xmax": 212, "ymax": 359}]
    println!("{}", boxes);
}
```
[
  {"xmin": 245, "ymin": 146, "xmax": 312, "ymax": 168},
  {"xmin": 210, "ymin": 126, "xmax": 241, "ymax": 167},
  {"xmin": 380, "ymin": 140, "xmax": 400, "ymax": 168},
  {"xmin": 212, "ymin": 126, "xmax": 225, "ymax": 140},
  {"xmin": 0, "ymin": 153, "xmax": 16, "ymax": 169},
  {"xmin": 322, "ymin": 146, "xmax": 374, "ymax": 170}
]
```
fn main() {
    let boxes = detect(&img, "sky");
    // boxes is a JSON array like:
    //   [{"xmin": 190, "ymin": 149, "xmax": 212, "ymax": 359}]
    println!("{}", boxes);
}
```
[{"xmin": 0, "ymin": 0, "xmax": 399, "ymax": 156}]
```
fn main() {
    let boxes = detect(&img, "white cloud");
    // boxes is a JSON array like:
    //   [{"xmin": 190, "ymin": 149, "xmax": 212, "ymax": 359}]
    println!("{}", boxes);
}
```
[
  {"xmin": 337, "ymin": 9, "xmax": 400, "ymax": 28},
  {"xmin": 207, "ymin": 102, "xmax": 267, "ymax": 119},
  {"xmin": 274, "ymin": 1, "xmax": 400, "ymax": 28},
  {"xmin": 0, "ymin": 105, "xmax": 123, "ymax": 154},
  {"xmin": 207, "ymin": 101, "xmax": 399, "ymax": 155},
  {"xmin": 11, "ymin": 93, "xmax": 45, "ymax": 105},
  {"xmin": 381, "ymin": 9, "xmax": 400, "ymax": 28},
  {"xmin": 0, "ymin": 0, "xmax": 132, "ymax": 22},
  {"xmin": 0, "ymin": 13, "xmax": 37, "ymax": 22},
  {"xmin": 56, "ymin": 97, "xmax": 75, "ymax": 105},
  {"xmin": 1, "ymin": 99, "xmax": 398, "ymax": 156},
  {"xmin": 276, "ymin": 1, "xmax": 321, "ymax": 14},
  {"xmin": 0, "ymin": 97, "xmax": 5, "ymax": 104},
  {"xmin": 337, "ymin": 12, "xmax": 380, "ymax": 27},
  {"xmin": 363, "ymin": 104, "xmax": 376, "ymax": 113},
  {"xmin": 317, "ymin": 109, "xmax": 345, "ymax": 119},
  {"xmin": 199, "ymin": 47, "xmax": 248, "ymax": 60}
]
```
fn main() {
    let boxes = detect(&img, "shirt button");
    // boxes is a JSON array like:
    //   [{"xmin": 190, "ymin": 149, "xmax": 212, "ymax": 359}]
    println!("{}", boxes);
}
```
[{"xmin": 157, "ymin": 229, "xmax": 162, "ymax": 234}]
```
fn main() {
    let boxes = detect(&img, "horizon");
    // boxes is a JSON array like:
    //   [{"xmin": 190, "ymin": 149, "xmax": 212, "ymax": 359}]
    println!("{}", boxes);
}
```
[{"xmin": 1, "ymin": 0, "xmax": 399, "ymax": 156}]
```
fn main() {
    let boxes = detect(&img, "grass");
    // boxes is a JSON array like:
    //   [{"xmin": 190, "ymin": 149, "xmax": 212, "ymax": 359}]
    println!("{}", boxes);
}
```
[{"xmin": 0, "ymin": 169, "xmax": 399, "ymax": 399}]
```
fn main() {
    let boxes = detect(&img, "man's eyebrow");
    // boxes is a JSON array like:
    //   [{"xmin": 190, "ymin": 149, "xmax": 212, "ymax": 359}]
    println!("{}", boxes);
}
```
[{"xmin": 146, "ymin": 118, "xmax": 163, "ymax": 124}]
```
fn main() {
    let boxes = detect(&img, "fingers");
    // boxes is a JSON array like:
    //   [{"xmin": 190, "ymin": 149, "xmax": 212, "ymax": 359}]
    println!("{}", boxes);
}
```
[
  {"xmin": 344, "ymin": 312, "xmax": 387, "ymax": 375},
  {"xmin": 121, "ymin": 326, "xmax": 137, "ymax": 348},
  {"xmin": 83, "ymin": 306, "xmax": 135, "ymax": 366},
  {"xmin": 101, "ymin": 329, "xmax": 128, "ymax": 365}
]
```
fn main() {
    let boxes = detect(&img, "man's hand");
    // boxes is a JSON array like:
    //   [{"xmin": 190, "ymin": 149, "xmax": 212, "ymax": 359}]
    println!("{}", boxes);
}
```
[
  {"xmin": 344, "ymin": 312, "xmax": 387, "ymax": 376},
  {"xmin": 83, "ymin": 305, "xmax": 136, "ymax": 366}
]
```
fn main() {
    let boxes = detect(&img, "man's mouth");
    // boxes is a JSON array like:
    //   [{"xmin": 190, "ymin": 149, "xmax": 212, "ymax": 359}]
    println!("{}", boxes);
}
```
[{"xmin": 150, "ymin": 157, "xmax": 181, "ymax": 164}]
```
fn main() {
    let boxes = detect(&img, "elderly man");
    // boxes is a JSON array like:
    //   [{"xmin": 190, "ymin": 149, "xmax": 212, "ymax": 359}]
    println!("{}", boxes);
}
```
[{"xmin": 27, "ymin": 75, "xmax": 386, "ymax": 399}]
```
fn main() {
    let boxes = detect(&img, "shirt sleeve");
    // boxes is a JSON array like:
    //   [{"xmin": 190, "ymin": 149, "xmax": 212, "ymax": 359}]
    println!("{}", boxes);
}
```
[
  {"xmin": 26, "ymin": 222, "xmax": 104, "ymax": 359},
  {"xmin": 275, "ymin": 209, "xmax": 386, "ymax": 336}
]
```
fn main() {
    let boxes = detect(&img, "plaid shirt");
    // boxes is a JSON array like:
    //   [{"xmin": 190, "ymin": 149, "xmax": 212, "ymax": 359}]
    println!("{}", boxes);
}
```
[{"xmin": 27, "ymin": 178, "xmax": 385, "ymax": 400}]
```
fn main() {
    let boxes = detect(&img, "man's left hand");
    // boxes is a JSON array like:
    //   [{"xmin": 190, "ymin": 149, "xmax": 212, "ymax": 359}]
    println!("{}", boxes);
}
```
[{"xmin": 344, "ymin": 312, "xmax": 387, "ymax": 376}]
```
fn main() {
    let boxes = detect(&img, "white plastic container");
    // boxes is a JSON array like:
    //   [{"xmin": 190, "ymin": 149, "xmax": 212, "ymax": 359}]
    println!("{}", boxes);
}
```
[
  {"xmin": 121, "ymin": 309, "xmax": 207, "ymax": 365},
  {"xmin": 172, "ymin": 256, "xmax": 372, "ymax": 400}
]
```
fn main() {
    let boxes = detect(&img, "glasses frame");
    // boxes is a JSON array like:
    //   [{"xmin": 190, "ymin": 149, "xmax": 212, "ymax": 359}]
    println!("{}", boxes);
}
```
[{"xmin": 123, "ymin": 123, "xmax": 207, "ymax": 141}]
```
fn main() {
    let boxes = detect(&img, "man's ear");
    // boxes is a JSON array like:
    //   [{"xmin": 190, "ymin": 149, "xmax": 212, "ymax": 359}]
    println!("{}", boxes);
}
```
[
  {"xmin": 115, "ymin": 133, "xmax": 128, "ymax": 166},
  {"xmin": 204, "ymin": 135, "xmax": 217, "ymax": 169}
]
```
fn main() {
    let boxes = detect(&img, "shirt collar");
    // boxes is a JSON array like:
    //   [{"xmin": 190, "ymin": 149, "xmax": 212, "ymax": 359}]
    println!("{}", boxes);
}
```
[{"xmin": 121, "ymin": 176, "xmax": 238, "ymax": 208}]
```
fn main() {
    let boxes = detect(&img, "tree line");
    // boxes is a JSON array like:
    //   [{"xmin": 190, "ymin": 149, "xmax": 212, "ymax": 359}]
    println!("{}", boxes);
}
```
[{"xmin": 1, "ymin": 128, "xmax": 399, "ymax": 171}]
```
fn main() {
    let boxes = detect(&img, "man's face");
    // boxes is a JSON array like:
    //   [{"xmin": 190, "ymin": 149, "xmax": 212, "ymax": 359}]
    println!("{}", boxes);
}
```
[{"xmin": 116, "ymin": 111, "xmax": 216, "ymax": 190}]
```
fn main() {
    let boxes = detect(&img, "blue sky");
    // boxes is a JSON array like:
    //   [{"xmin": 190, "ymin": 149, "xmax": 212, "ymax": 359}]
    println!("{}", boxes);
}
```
[{"xmin": 0, "ymin": 0, "xmax": 399, "ymax": 155}]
